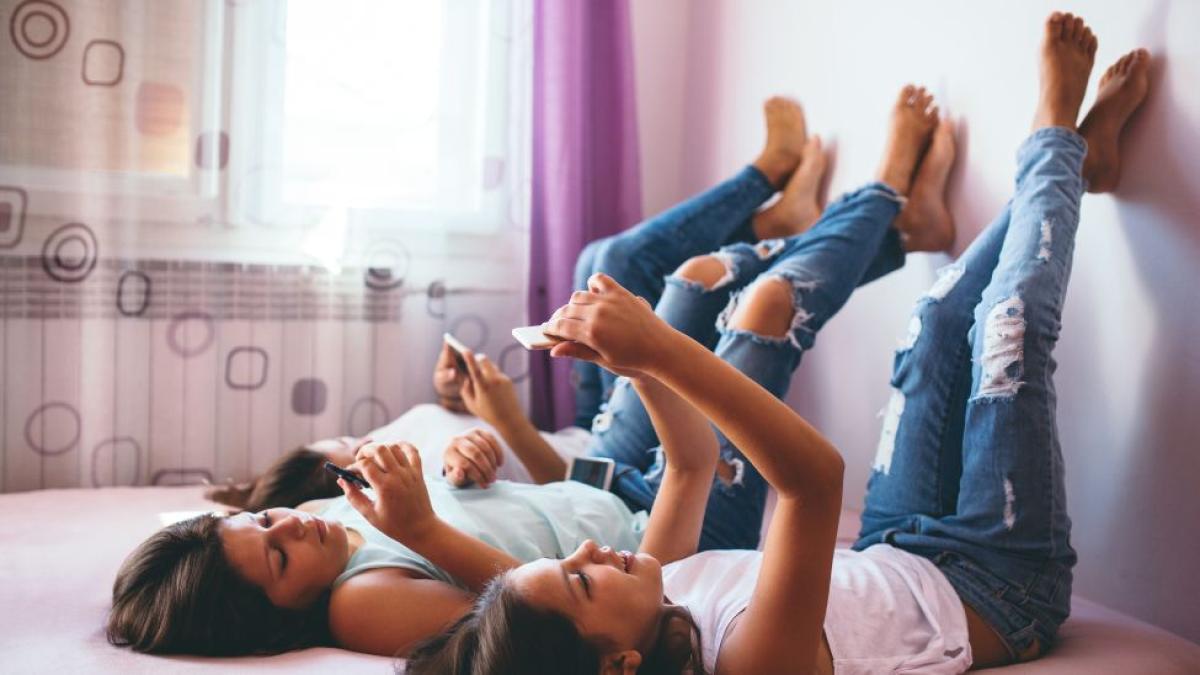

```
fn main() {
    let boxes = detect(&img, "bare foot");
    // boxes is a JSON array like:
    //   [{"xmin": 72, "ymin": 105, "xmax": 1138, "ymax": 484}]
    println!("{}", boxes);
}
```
[
  {"xmin": 876, "ymin": 84, "xmax": 939, "ymax": 196},
  {"xmin": 752, "ymin": 97, "xmax": 808, "ymax": 187},
  {"xmin": 895, "ymin": 118, "xmax": 957, "ymax": 252},
  {"xmin": 1032, "ymin": 12, "xmax": 1096, "ymax": 131},
  {"xmin": 753, "ymin": 135, "xmax": 826, "ymax": 239},
  {"xmin": 1079, "ymin": 48, "xmax": 1150, "ymax": 193}
]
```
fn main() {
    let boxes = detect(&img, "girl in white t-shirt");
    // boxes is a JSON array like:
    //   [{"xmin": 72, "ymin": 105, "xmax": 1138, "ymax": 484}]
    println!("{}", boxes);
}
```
[{"xmin": 382, "ymin": 15, "xmax": 1148, "ymax": 674}]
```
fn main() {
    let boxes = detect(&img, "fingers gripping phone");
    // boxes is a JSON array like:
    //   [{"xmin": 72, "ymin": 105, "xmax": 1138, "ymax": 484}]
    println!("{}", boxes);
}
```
[
  {"xmin": 324, "ymin": 461, "xmax": 370, "ymax": 489},
  {"xmin": 566, "ymin": 456, "xmax": 615, "ymax": 491}
]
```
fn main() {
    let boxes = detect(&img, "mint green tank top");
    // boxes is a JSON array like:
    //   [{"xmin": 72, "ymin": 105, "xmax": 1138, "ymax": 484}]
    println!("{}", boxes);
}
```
[{"xmin": 320, "ymin": 478, "xmax": 647, "ymax": 589}]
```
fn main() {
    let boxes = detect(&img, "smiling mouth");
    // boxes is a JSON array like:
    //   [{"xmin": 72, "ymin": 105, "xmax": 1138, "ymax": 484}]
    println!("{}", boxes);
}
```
[{"xmin": 619, "ymin": 550, "xmax": 632, "ymax": 573}]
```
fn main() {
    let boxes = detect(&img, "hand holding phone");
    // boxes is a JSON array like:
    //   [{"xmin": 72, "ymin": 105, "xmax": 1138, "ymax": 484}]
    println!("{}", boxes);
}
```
[{"xmin": 511, "ymin": 325, "xmax": 563, "ymax": 350}]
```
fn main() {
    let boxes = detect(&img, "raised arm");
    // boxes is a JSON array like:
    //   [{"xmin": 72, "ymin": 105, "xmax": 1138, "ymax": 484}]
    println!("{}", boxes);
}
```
[
  {"xmin": 626, "ymin": 375, "xmax": 719, "ymax": 564},
  {"xmin": 547, "ymin": 273, "xmax": 843, "ymax": 673},
  {"xmin": 459, "ymin": 350, "xmax": 567, "ymax": 484}
]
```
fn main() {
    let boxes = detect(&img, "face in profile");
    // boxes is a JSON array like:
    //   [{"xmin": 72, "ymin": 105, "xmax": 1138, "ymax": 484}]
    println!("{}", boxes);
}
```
[
  {"xmin": 508, "ymin": 539, "xmax": 666, "ymax": 652},
  {"xmin": 220, "ymin": 508, "xmax": 354, "ymax": 609}
]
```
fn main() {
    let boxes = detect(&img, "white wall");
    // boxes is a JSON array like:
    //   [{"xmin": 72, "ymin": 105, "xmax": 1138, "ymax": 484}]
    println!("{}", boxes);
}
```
[{"xmin": 632, "ymin": 0, "xmax": 1200, "ymax": 643}]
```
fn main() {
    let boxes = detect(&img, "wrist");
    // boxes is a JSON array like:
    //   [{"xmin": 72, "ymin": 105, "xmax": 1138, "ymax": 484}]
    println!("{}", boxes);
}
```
[{"xmin": 391, "ymin": 514, "xmax": 444, "ymax": 547}]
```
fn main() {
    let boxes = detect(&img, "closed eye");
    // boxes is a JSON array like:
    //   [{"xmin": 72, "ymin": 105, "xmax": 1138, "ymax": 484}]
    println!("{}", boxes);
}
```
[{"xmin": 576, "ymin": 571, "xmax": 591, "ymax": 599}]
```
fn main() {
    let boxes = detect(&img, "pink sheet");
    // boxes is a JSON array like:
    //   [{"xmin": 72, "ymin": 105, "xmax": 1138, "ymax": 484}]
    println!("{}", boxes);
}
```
[{"xmin": 2, "ymin": 486, "xmax": 1197, "ymax": 673}]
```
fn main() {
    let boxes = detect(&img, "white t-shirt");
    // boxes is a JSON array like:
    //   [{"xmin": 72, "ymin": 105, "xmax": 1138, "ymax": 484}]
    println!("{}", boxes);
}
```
[
  {"xmin": 661, "ymin": 544, "xmax": 972, "ymax": 674},
  {"xmin": 366, "ymin": 403, "xmax": 591, "ymax": 483}
]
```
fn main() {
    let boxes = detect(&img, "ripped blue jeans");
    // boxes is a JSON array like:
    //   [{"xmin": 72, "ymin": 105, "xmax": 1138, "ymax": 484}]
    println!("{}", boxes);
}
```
[
  {"xmin": 589, "ymin": 182, "xmax": 906, "ymax": 550},
  {"xmin": 573, "ymin": 167, "xmax": 905, "ymax": 428},
  {"xmin": 854, "ymin": 128, "xmax": 1084, "ymax": 656}
]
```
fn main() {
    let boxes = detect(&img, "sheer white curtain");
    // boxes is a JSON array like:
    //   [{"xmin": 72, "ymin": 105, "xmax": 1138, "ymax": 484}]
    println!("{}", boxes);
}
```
[{"xmin": 0, "ymin": 0, "xmax": 531, "ymax": 492}]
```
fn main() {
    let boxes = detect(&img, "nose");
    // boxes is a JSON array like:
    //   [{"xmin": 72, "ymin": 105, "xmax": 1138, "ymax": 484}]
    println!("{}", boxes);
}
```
[{"xmin": 271, "ymin": 512, "xmax": 309, "ymax": 540}]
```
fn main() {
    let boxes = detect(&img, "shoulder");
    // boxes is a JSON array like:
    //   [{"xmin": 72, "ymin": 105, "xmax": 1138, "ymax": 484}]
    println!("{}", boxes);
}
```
[{"xmin": 329, "ymin": 568, "xmax": 474, "ymax": 656}]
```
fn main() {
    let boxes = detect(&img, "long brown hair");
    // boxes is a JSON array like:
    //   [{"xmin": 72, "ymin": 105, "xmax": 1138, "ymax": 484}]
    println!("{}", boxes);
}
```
[
  {"xmin": 405, "ymin": 574, "xmax": 706, "ymax": 675},
  {"xmin": 205, "ymin": 446, "xmax": 340, "ymax": 513},
  {"xmin": 107, "ymin": 513, "xmax": 332, "ymax": 655}
]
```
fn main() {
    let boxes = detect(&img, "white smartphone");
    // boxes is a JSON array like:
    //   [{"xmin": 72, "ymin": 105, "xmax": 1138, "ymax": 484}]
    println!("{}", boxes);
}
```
[
  {"xmin": 566, "ymin": 456, "xmax": 616, "ymax": 491},
  {"xmin": 442, "ymin": 332, "xmax": 471, "ymax": 374},
  {"xmin": 511, "ymin": 324, "xmax": 562, "ymax": 350}
]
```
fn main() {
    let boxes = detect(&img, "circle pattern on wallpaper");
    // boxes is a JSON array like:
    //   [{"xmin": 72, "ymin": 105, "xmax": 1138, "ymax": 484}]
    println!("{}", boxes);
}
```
[
  {"xmin": 498, "ymin": 343, "xmax": 529, "ymax": 383},
  {"xmin": 167, "ymin": 310, "xmax": 216, "ymax": 358},
  {"xmin": 426, "ymin": 280, "xmax": 447, "ymax": 318},
  {"xmin": 81, "ymin": 39, "xmax": 124, "ymax": 86},
  {"xmin": 91, "ymin": 437, "xmax": 141, "ymax": 487},
  {"xmin": 24, "ymin": 401, "xmax": 80, "ymax": 456},
  {"xmin": 347, "ymin": 396, "xmax": 391, "ymax": 437},
  {"xmin": 363, "ymin": 240, "xmax": 411, "ymax": 291},
  {"xmin": 9, "ymin": 0, "xmax": 69, "ymax": 61},
  {"xmin": 41, "ymin": 222, "xmax": 97, "ymax": 283},
  {"xmin": 0, "ymin": 185, "xmax": 28, "ymax": 249},
  {"xmin": 291, "ymin": 378, "xmax": 328, "ymax": 416},
  {"xmin": 448, "ymin": 314, "xmax": 489, "ymax": 350},
  {"xmin": 116, "ymin": 270, "xmax": 152, "ymax": 316},
  {"xmin": 225, "ymin": 346, "xmax": 269, "ymax": 390},
  {"xmin": 151, "ymin": 468, "xmax": 214, "ymax": 486}
]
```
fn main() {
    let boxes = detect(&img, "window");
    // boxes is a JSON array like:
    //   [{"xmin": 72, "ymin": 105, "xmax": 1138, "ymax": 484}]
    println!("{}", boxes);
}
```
[{"xmin": 229, "ymin": 0, "xmax": 527, "ymax": 234}]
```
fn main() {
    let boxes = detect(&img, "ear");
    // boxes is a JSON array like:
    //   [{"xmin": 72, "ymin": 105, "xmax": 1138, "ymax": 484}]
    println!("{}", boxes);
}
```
[{"xmin": 599, "ymin": 649, "xmax": 642, "ymax": 675}]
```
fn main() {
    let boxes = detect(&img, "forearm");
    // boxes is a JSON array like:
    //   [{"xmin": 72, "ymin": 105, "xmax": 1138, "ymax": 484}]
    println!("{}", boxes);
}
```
[
  {"xmin": 648, "ymin": 331, "xmax": 844, "ymax": 500},
  {"xmin": 494, "ymin": 417, "xmax": 567, "ymax": 483},
  {"xmin": 404, "ymin": 519, "xmax": 521, "ymax": 593},
  {"xmin": 630, "ymin": 376, "xmax": 718, "ymax": 561}
]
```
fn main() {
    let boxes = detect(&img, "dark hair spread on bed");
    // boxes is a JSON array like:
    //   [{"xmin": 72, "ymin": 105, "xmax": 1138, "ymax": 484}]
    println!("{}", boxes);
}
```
[
  {"xmin": 107, "ymin": 513, "xmax": 331, "ymax": 655},
  {"xmin": 404, "ymin": 574, "xmax": 706, "ymax": 675},
  {"xmin": 204, "ymin": 446, "xmax": 340, "ymax": 513}
]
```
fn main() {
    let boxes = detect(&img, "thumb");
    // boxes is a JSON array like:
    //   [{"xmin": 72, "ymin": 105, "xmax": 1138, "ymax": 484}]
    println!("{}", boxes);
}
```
[
  {"xmin": 587, "ymin": 272, "xmax": 618, "ymax": 294},
  {"xmin": 339, "ymin": 478, "xmax": 374, "ymax": 514},
  {"xmin": 551, "ymin": 341, "xmax": 601, "ymax": 362}
]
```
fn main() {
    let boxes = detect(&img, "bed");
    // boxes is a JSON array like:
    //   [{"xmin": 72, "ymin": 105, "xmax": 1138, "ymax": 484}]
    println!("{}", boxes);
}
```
[{"xmin": 2, "ymin": 486, "xmax": 1197, "ymax": 673}]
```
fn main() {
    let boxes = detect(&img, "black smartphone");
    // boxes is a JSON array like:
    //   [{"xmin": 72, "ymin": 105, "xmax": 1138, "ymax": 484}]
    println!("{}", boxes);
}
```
[{"xmin": 324, "ymin": 461, "xmax": 370, "ymax": 489}]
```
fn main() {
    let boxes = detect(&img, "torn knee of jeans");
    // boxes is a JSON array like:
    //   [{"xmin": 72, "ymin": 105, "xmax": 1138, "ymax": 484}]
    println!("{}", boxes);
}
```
[
  {"xmin": 925, "ymin": 263, "xmax": 965, "ymax": 301},
  {"xmin": 669, "ymin": 252, "xmax": 738, "ymax": 291},
  {"xmin": 715, "ymin": 456, "xmax": 745, "ymax": 487},
  {"xmin": 753, "ymin": 238, "xmax": 786, "ymax": 260},
  {"xmin": 1036, "ymin": 219, "xmax": 1053, "ymax": 262},
  {"xmin": 1003, "ymin": 478, "xmax": 1017, "ymax": 530},
  {"xmin": 975, "ymin": 296, "xmax": 1025, "ymax": 399},
  {"xmin": 873, "ymin": 388, "xmax": 905, "ymax": 474},
  {"xmin": 717, "ymin": 273, "xmax": 817, "ymax": 351}
]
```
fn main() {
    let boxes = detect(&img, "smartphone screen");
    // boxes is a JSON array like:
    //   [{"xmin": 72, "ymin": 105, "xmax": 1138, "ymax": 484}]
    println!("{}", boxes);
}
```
[{"xmin": 568, "ymin": 458, "xmax": 614, "ymax": 490}]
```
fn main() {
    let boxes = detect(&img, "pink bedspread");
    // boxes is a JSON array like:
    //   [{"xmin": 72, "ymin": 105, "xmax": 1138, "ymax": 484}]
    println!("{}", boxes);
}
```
[{"xmin": 1, "ymin": 486, "xmax": 1197, "ymax": 673}]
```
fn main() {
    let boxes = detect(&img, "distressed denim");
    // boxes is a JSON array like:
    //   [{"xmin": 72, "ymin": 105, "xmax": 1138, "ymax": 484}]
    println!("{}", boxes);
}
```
[
  {"xmin": 590, "ymin": 182, "xmax": 906, "ymax": 550},
  {"xmin": 572, "ymin": 167, "xmax": 907, "ymax": 428},
  {"xmin": 854, "ymin": 127, "xmax": 1084, "ymax": 656},
  {"xmin": 571, "ymin": 166, "xmax": 776, "ymax": 428}
]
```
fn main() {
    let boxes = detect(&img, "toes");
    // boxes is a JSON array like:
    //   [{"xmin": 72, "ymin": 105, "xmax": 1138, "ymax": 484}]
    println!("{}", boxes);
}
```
[
  {"xmin": 898, "ymin": 84, "xmax": 916, "ymax": 105},
  {"xmin": 1058, "ymin": 13, "xmax": 1074, "ymax": 40},
  {"xmin": 1087, "ymin": 33, "xmax": 1098, "ymax": 56},
  {"xmin": 1047, "ymin": 12, "xmax": 1065, "ymax": 37}
]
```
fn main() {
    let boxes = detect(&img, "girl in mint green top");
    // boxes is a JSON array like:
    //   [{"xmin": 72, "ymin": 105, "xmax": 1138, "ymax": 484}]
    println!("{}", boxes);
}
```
[{"xmin": 322, "ymin": 478, "xmax": 646, "ymax": 590}]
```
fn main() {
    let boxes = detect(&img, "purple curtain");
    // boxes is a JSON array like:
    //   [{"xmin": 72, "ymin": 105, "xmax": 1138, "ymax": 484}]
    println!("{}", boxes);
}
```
[{"xmin": 529, "ymin": 0, "xmax": 642, "ymax": 430}]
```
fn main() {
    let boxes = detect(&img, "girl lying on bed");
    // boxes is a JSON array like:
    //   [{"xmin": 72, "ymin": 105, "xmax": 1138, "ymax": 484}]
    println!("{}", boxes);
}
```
[
  {"xmin": 105, "ymin": 97, "xmax": 857, "ymax": 658},
  {"xmin": 396, "ymin": 14, "xmax": 1148, "ymax": 673}
]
